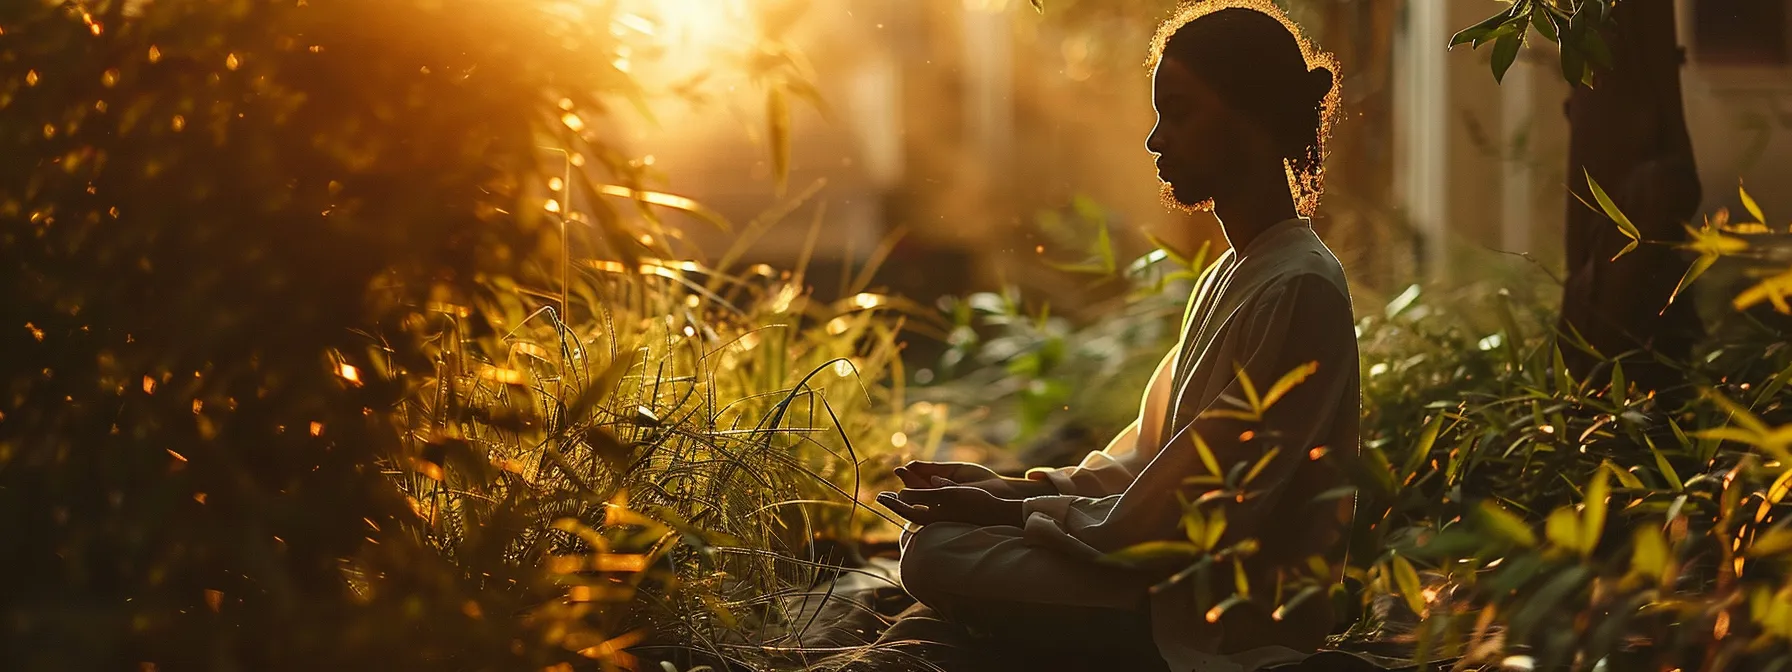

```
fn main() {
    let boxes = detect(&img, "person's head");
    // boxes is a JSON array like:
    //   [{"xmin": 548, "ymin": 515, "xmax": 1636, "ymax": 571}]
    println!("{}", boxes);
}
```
[{"xmin": 1145, "ymin": 1, "xmax": 1340, "ymax": 217}]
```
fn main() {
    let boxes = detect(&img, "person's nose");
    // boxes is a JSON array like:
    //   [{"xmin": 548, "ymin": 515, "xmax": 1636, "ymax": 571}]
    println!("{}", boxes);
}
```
[{"xmin": 1145, "ymin": 120, "xmax": 1167, "ymax": 158}]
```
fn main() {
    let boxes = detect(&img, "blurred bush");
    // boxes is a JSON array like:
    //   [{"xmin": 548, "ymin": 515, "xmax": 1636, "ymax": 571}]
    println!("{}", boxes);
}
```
[{"xmin": 0, "ymin": 0, "xmax": 725, "ymax": 667}]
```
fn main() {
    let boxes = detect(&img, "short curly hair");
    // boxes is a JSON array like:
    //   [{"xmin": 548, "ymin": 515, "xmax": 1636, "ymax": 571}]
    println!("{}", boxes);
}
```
[{"xmin": 1148, "ymin": 1, "xmax": 1341, "ymax": 218}]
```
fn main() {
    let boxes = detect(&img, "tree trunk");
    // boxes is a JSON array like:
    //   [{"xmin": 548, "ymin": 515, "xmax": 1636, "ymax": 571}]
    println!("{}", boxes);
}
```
[{"xmin": 1558, "ymin": 0, "xmax": 1703, "ymax": 390}]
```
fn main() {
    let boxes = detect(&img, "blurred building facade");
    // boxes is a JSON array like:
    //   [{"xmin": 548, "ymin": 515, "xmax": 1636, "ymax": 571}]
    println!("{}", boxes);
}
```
[{"xmin": 630, "ymin": 0, "xmax": 1792, "ymax": 313}]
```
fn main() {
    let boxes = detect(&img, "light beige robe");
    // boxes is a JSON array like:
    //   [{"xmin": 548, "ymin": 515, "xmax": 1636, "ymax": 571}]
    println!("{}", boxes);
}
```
[{"xmin": 898, "ymin": 219, "xmax": 1360, "ymax": 672}]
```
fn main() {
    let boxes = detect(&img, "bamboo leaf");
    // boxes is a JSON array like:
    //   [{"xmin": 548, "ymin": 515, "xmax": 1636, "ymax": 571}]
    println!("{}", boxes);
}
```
[
  {"xmin": 1582, "ymin": 468, "xmax": 1611, "ymax": 556},
  {"xmin": 1668, "ymin": 254, "xmax": 1717, "ymax": 310},
  {"xmin": 1205, "ymin": 509, "xmax": 1229, "ymax": 551},
  {"xmin": 1474, "ymin": 501, "xmax": 1537, "ymax": 548},
  {"xmin": 1030, "ymin": 0, "xmax": 1043, "ymax": 12},
  {"xmin": 1631, "ymin": 526, "xmax": 1667, "ymax": 581},
  {"xmin": 1741, "ymin": 183, "xmax": 1767, "ymax": 224},
  {"xmin": 1392, "ymin": 555, "xmax": 1427, "ymax": 616},
  {"xmin": 1241, "ymin": 448, "xmax": 1282, "ymax": 487},
  {"xmin": 1233, "ymin": 555, "xmax": 1251, "ymax": 599},
  {"xmin": 1261, "ymin": 361, "xmax": 1320, "ymax": 411},
  {"xmin": 1586, "ymin": 171, "xmax": 1640, "ymax": 246},
  {"xmin": 1103, "ymin": 540, "xmax": 1203, "ymax": 566},
  {"xmin": 1644, "ymin": 434, "xmax": 1684, "ymax": 492},
  {"xmin": 1235, "ymin": 364, "xmax": 1262, "ymax": 414},
  {"xmin": 1404, "ymin": 412, "xmax": 1445, "ymax": 483},
  {"xmin": 1184, "ymin": 509, "xmax": 1208, "ymax": 548},
  {"xmin": 1768, "ymin": 469, "xmax": 1792, "ymax": 505},
  {"xmin": 1546, "ymin": 507, "xmax": 1582, "ymax": 550},
  {"xmin": 1735, "ymin": 268, "xmax": 1792, "ymax": 315},
  {"xmin": 1747, "ymin": 528, "xmax": 1792, "ymax": 558},
  {"xmin": 1191, "ymin": 432, "xmax": 1223, "ymax": 477}
]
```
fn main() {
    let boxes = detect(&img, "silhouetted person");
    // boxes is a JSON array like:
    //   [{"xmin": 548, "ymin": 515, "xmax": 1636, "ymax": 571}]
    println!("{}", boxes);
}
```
[{"xmin": 877, "ymin": 3, "xmax": 1359, "ymax": 671}]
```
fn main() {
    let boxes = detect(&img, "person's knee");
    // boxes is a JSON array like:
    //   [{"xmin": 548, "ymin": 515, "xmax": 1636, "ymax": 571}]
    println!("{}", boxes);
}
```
[{"xmin": 897, "ymin": 525, "xmax": 958, "ymax": 610}]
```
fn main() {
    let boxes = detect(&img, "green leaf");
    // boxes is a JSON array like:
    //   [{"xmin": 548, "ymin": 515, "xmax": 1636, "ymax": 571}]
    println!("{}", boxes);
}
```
[
  {"xmin": 1261, "ymin": 361, "xmax": 1320, "ymax": 411},
  {"xmin": 1451, "ymin": 10, "xmax": 1515, "ymax": 48},
  {"xmin": 1741, "ymin": 183, "xmax": 1767, "ymax": 224},
  {"xmin": 1474, "ymin": 500, "xmax": 1538, "ymax": 548},
  {"xmin": 1579, "ymin": 29, "xmax": 1613, "ymax": 69},
  {"xmin": 1191, "ymin": 432, "xmax": 1223, "ymax": 478},
  {"xmin": 1643, "ymin": 434, "xmax": 1684, "ymax": 492},
  {"xmin": 1581, "ymin": 468, "xmax": 1610, "ymax": 556},
  {"xmin": 1630, "ymin": 526, "xmax": 1668, "ymax": 581},
  {"xmin": 1610, "ymin": 360, "xmax": 1627, "ymax": 405},
  {"xmin": 1406, "ymin": 412, "xmax": 1446, "ymax": 482},
  {"xmin": 1385, "ymin": 284, "xmax": 1421, "ymax": 319},
  {"xmin": 1586, "ymin": 170, "xmax": 1640, "ymax": 245},
  {"xmin": 1103, "ymin": 540, "xmax": 1203, "ymax": 566},
  {"xmin": 1492, "ymin": 32, "xmax": 1523, "ymax": 84},
  {"xmin": 1747, "ymin": 528, "xmax": 1792, "ymax": 558},
  {"xmin": 1669, "ymin": 254, "xmax": 1718, "ymax": 309},
  {"xmin": 1754, "ymin": 360, "xmax": 1792, "ymax": 410},
  {"xmin": 1560, "ymin": 40, "xmax": 1588, "ymax": 86},
  {"xmin": 1768, "ymin": 469, "xmax": 1792, "ymax": 504},
  {"xmin": 1602, "ymin": 460, "xmax": 1643, "ymax": 491},
  {"xmin": 1235, "ymin": 364, "xmax": 1263, "ymax": 414},
  {"xmin": 1233, "ymin": 555, "xmax": 1251, "ymax": 598},
  {"xmin": 1241, "ymin": 447, "xmax": 1282, "ymax": 487},
  {"xmin": 1183, "ymin": 509, "xmax": 1208, "ymax": 548},
  {"xmin": 1392, "ymin": 555, "xmax": 1427, "ymax": 616},
  {"xmin": 1531, "ymin": 6, "xmax": 1559, "ymax": 42},
  {"xmin": 1205, "ymin": 509, "xmax": 1229, "ymax": 551},
  {"xmin": 1546, "ymin": 507, "xmax": 1582, "ymax": 550}
]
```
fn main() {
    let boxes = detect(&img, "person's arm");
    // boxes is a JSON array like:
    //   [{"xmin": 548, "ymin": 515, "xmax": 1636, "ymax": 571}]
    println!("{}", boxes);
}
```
[
  {"xmin": 1023, "ymin": 347, "xmax": 1178, "ymax": 497},
  {"xmin": 1017, "ymin": 275, "xmax": 1356, "ymax": 558}
]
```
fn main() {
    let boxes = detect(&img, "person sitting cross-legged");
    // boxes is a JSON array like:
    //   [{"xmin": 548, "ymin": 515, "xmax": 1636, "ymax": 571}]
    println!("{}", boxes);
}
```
[{"xmin": 876, "ymin": 3, "xmax": 1361, "ymax": 671}]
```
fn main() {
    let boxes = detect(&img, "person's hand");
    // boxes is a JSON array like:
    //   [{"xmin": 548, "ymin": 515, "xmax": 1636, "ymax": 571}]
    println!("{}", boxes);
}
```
[
  {"xmin": 893, "ymin": 461, "xmax": 1001, "ymax": 489},
  {"xmin": 876, "ymin": 486, "xmax": 1025, "ymax": 528}
]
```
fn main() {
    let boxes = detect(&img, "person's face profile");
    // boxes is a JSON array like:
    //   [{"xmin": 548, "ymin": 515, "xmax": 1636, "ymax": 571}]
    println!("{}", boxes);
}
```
[{"xmin": 1146, "ymin": 58, "xmax": 1234, "ymax": 213}]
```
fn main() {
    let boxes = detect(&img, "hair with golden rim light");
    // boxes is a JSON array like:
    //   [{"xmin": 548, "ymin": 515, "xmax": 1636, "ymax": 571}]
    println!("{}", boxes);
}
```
[{"xmin": 1147, "ymin": 0, "xmax": 1341, "ymax": 218}]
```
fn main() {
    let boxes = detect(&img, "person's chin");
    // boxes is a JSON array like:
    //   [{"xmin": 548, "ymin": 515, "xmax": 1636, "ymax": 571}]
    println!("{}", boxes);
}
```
[{"xmin": 1158, "ymin": 180, "xmax": 1213, "ymax": 214}]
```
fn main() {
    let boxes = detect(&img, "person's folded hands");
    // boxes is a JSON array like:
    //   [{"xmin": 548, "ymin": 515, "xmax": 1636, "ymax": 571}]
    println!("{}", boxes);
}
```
[{"xmin": 876, "ymin": 485, "xmax": 1025, "ymax": 528}]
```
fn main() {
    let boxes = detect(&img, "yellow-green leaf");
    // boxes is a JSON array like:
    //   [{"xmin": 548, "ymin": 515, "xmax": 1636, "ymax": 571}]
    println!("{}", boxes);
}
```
[
  {"xmin": 1644, "ymin": 434, "xmax": 1683, "ymax": 492},
  {"xmin": 1546, "ymin": 507, "xmax": 1582, "ymax": 550},
  {"xmin": 1684, "ymin": 223, "xmax": 1749, "ymax": 257},
  {"xmin": 1735, "ymin": 268, "xmax": 1792, "ymax": 315},
  {"xmin": 1235, "ymin": 364, "xmax": 1262, "ymax": 413},
  {"xmin": 1261, "ymin": 361, "xmax": 1320, "ymax": 411},
  {"xmin": 1602, "ymin": 460, "xmax": 1643, "ymax": 491},
  {"xmin": 1191, "ymin": 432, "xmax": 1223, "ymax": 477},
  {"xmin": 1742, "ymin": 183, "xmax": 1767, "ymax": 224},
  {"xmin": 1630, "ymin": 526, "xmax": 1668, "ymax": 580},
  {"xmin": 1233, "ymin": 555, "xmax": 1251, "ymax": 598},
  {"xmin": 1669, "ymin": 254, "xmax": 1717, "ymax": 309},
  {"xmin": 1587, "ymin": 170, "xmax": 1640, "ymax": 243},
  {"xmin": 1204, "ymin": 509, "xmax": 1229, "ymax": 550},
  {"xmin": 1242, "ymin": 448, "xmax": 1282, "ymax": 487},
  {"xmin": 1582, "ymin": 468, "xmax": 1610, "ymax": 556},
  {"xmin": 1475, "ymin": 500, "xmax": 1538, "ymax": 548},
  {"xmin": 1747, "ymin": 528, "xmax": 1792, "ymax": 558},
  {"xmin": 1392, "ymin": 555, "xmax": 1427, "ymax": 616},
  {"xmin": 1769, "ymin": 469, "xmax": 1792, "ymax": 505},
  {"xmin": 1103, "ymin": 540, "xmax": 1203, "ymax": 566}
]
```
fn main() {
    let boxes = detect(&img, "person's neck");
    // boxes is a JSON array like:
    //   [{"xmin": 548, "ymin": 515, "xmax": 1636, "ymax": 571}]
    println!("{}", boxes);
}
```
[{"xmin": 1212, "ymin": 173, "xmax": 1301, "ymax": 253}]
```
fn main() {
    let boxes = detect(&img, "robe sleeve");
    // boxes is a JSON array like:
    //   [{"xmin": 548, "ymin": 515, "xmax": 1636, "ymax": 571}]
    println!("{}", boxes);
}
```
[
  {"xmin": 1022, "ymin": 348, "xmax": 1178, "ymax": 498},
  {"xmin": 1019, "ymin": 274, "xmax": 1356, "ymax": 560}
]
